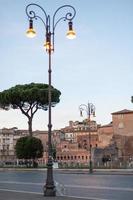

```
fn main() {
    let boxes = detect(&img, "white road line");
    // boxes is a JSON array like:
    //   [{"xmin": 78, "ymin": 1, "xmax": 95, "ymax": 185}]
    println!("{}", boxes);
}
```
[
  {"xmin": 0, "ymin": 189, "xmax": 109, "ymax": 200},
  {"xmin": 62, "ymin": 194, "xmax": 109, "ymax": 200},
  {"xmin": 0, "ymin": 181, "xmax": 133, "ymax": 192},
  {"xmin": 0, "ymin": 180, "xmax": 64, "ymax": 196},
  {"xmin": 0, "ymin": 181, "xmax": 42, "ymax": 185},
  {"xmin": 0, "ymin": 188, "xmax": 42, "ymax": 195},
  {"xmin": 64, "ymin": 184, "xmax": 133, "ymax": 192}
]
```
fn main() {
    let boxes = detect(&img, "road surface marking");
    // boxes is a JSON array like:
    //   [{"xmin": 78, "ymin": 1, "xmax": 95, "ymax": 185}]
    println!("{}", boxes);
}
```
[
  {"xmin": 0, "ymin": 181, "xmax": 133, "ymax": 192},
  {"xmin": 0, "ymin": 188, "xmax": 109, "ymax": 200},
  {"xmin": 63, "ymin": 194, "xmax": 109, "ymax": 200},
  {"xmin": 0, "ymin": 188, "xmax": 42, "ymax": 195},
  {"xmin": 0, "ymin": 181, "xmax": 42, "ymax": 185},
  {"xmin": 64, "ymin": 184, "xmax": 133, "ymax": 192}
]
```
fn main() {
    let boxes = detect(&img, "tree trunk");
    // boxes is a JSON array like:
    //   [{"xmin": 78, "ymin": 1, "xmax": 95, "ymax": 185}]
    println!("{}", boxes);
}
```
[{"xmin": 28, "ymin": 117, "xmax": 33, "ymax": 137}]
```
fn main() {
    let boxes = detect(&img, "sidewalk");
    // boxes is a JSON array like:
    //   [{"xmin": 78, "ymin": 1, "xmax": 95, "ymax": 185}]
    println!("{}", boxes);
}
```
[
  {"xmin": 0, "ymin": 168, "xmax": 133, "ymax": 175},
  {"xmin": 1, "ymin": 167, "xmax": 133, "ymax": 175},
  {"xmin": 55, "ymin": 168, "xmax": 133, "ymax": 175},
  {"xmin": 0, "ymin": 190, "xmax": 88, "ymax": 200}
]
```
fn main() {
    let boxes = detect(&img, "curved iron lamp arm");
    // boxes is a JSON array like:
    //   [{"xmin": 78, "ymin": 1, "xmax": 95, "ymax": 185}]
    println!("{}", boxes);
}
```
[
  {"xmin": 79, "ymin": 103, "xmax": 95, "ymax": 118},
  {"xmin": 25, "ymin": 3, "xmax": 48, "ymax": 29},
  {"xmin": 53, "ymin": 5, "xmax": 76, "ymax": 31},
  {"xmin": 26, "ymin": 3, "xmax": 76, "ymax": 51},
  {"xmin": 79, "ymin": 104, "xmax": 88, "ymax": 115},
  {"xmin": 52, "ymin": 5, "xmax": 76, "ymax": 50}
]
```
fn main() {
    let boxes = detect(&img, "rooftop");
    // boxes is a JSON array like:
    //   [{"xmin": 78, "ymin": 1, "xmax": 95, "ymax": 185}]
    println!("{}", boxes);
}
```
[{"xmin": 111, "ymin": 109, "xmax": 133, "ymax": 115}]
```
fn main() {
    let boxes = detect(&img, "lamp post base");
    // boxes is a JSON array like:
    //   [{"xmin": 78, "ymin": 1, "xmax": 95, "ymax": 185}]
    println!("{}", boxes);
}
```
[
  {"xmin": 44, "ymin": 159, "xmax": 56, "ymax": 196},
  {"xmin": 44, "ymin": 186, "xmax": 56, "ymax": 196},
  {"xmin": 89, "ymin": 160, "xmax": 93, "ymax": 174}
]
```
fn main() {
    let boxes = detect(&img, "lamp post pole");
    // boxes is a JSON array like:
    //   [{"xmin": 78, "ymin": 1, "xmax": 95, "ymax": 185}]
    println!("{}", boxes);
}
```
[
  {"xmin": 25, "ymin": 3, "xmax": 76, "ymax": 196},
  {"xmin": 79, "ymin": 102, "xmax": 95, "ymax": 174}
]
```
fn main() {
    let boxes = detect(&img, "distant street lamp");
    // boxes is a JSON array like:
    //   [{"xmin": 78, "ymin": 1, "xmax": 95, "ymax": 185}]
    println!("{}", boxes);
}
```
[
  {"xmin": 79, "ymin": 102, "xmax": 95, "ymax": 173},
  {"xmin": 25, "ymin": 3, "xmax": 76, "ymax": 196}
]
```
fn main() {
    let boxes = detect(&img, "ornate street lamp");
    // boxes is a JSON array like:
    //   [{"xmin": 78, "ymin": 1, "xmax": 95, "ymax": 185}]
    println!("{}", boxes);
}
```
[
  {"xmin": 25, "ymin": 3, "xmax": 76, "ymax": 196},
  {"xmin": 79, "ymin": 102, "xmax": 95, "ymax": 173}
]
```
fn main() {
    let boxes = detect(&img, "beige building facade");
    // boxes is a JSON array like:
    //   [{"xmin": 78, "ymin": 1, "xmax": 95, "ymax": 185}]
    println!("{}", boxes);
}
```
[{"xmin": 0, "ymin": 128, "xmax": 28, "ymax": 165}]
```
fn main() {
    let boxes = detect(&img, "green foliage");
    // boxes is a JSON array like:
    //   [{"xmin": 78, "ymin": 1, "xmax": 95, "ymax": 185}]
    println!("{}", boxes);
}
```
[
  {"xmin": 0, "ymin": 82, "xmax": 61, "ymax": 111},
  {"xmin": 0, "ymin": 83, "xmax": 61, "ymax": 135},
  {"xmin": 15, "ymin": 136, "xmax": 43, "ymax": 160}
]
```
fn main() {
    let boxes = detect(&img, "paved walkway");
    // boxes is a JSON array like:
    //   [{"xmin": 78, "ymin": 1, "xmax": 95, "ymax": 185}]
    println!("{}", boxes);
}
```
[
  {"xmin": 0, "ymin": 168, "xmax": 133, "ymax": 174},
  {"xmin": 0, "ymin": 190, "xmax": 90, "ymax": 200}
]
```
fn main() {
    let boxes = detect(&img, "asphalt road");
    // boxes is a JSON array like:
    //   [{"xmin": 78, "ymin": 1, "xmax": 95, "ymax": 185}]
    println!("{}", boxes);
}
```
[{"xmin": 0, "ymin": 169, "xmax": 133, "ymax": 200}]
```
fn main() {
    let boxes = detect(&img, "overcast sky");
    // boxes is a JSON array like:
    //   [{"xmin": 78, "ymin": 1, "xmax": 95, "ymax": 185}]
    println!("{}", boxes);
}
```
[{"xmin": 0, "ymin": 0, "xmax": 133, "ymax": 130}]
